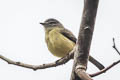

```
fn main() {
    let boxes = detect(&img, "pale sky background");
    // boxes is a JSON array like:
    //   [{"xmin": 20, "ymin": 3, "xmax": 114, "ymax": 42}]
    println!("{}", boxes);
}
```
[{"xmin": 0, "ymin": 0, "xmax": 120, "ymax": 80}]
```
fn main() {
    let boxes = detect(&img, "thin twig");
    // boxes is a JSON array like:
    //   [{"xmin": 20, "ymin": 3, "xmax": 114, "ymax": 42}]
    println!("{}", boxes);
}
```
[
  {"xmin": 89, "ymin": 60, "xmax": 120, "ymax": 77},
  {"xmin": 89, "ymin": 38, "xmax": 120, "ymax": 77},
  {"xmin": 0, "ymin": 49, "xmax": 74, "ymax": 71},
  {"xmin": 113, "ymin": 38, "xmax": 120, "ymax": 55}
]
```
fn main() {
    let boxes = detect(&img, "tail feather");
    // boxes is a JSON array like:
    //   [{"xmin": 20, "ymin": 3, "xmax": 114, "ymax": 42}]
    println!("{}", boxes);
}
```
[{"xmin": 89, "ymin": 56, "xmax": 105, "ymax": 70}]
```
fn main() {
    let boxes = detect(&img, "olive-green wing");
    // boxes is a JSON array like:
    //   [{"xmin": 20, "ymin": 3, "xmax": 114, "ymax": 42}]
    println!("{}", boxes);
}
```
[
  {"xmin": 60, "ymin": 28, "xmax": 77, "ymax": 43},
  {"xmin": 60, "ymin": 28, "xmax": 105, "ymax": 70}
]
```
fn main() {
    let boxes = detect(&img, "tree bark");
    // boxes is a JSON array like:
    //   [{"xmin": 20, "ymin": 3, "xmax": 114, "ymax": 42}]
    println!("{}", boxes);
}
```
[{"xmin": 70, "ymin": 0, "xmax": 99, "ymax": 80}]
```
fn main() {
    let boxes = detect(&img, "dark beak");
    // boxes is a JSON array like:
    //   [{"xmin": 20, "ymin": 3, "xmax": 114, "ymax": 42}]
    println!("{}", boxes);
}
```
[{"xmin": 40, "ymin": 22, "xmax": 46, "ymax": 25}]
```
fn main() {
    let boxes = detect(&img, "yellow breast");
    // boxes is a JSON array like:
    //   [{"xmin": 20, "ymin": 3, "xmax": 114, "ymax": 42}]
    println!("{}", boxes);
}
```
[{"xmin": 45, "ymin": 28, "xmax": 75, "ymax": 57}]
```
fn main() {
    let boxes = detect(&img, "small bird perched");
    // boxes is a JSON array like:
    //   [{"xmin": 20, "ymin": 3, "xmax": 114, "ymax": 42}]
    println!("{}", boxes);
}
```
[{"xmin": 40, "ymin": 18, "xmax": 104, "ymax": 70}]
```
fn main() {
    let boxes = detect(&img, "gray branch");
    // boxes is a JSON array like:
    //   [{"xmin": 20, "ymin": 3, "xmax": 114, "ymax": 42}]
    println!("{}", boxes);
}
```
[
  {"xmin": 70, "ymin": 0, "xmax": 99, "ymax": 80},
  {"xmin": 0, "ymin": 49, "xmax": 74, "ymax": 70}
]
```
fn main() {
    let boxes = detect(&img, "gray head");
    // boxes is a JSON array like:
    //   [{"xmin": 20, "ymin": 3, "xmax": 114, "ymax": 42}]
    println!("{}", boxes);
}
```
[{"xmin": 40, "ymin": 18, "xmax": 64, "ymax": 28}]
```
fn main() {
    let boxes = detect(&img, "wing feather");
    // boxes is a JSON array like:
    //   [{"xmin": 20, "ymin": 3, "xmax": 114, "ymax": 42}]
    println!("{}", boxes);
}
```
[{"xmin": 60, "ymin": 28, "xmax": 77, "ymax": 43}]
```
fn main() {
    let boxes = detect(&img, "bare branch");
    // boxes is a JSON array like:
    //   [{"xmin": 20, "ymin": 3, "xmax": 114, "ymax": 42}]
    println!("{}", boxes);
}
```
[
  {"xmin": 89, "ymin": 38, "xmax": 120, "ymax": 77},
  {"xmin": 75, "ymin": 66, "xmax": 93, "ymax": 80},
  {"xmin": 89, "ymin": 60, "xmax": 120, "ymax": 77},
  {"xmin": 0, "ymin": 49, "xmax": 74, "ymax": 71},
  {"xmin": 113, "ymin": 38, "xmax": 120, "ymax": 55},
  {"xmin": 70, "ymin": 0, "xmax": 99, "ymax": 80}
]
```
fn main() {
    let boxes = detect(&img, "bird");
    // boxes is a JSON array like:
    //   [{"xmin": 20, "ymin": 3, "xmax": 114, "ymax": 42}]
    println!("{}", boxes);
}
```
[{"xmin": 40, "ymin": 18, "xmax": 104, "ymax": 70}]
